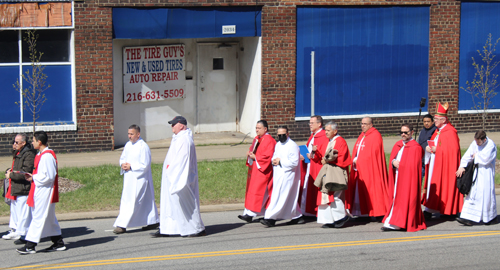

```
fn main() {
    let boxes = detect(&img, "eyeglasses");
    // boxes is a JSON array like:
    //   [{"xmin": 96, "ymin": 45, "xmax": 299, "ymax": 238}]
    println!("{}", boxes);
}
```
[
  {"xmin": 400, "ymin": 131, "xmax": 410, "ymax": 135},
  {"xmin": 14, "ymin": 141, "xmax": 24, "ymax": 145},
  {"xmin": 361, "ymin": 123, "xmax": 371, "ymax": 126}
]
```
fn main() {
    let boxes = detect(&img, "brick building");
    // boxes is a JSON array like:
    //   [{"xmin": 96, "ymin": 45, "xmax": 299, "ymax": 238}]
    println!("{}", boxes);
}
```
[{"xmin": 0, "ymin": 0, "xmax": 499, "ymax": 154}]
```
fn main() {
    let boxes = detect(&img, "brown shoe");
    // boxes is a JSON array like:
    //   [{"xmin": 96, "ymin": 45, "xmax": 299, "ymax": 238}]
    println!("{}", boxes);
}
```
[{"xmin": 113, "ymin": 227, "xmax": 126, "ymax": 234}]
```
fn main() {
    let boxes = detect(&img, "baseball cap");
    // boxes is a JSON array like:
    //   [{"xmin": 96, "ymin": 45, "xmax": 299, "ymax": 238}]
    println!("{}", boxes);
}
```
[{"xmin": 168, "ymin": 116, "xmax": 187, "ymax": 125}]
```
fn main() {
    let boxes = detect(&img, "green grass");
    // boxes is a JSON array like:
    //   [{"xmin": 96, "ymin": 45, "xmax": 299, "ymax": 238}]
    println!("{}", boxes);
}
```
[{"xmin": 0, "ymin": 159, "xmax": 248, "ymax": 217}]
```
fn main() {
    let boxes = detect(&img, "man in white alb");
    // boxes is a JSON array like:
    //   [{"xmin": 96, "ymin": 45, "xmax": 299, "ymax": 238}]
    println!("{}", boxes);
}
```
[
  {"xmin": 260, "ymin": 126, "xmax": 303, "ymax": 227},
  {"xmin": 152, "ymin": 116, "xmax": 206, "ymax": 238},
  {"xmin": 113, "ymin": 125, "xmax": 159, "ymax": 234}
]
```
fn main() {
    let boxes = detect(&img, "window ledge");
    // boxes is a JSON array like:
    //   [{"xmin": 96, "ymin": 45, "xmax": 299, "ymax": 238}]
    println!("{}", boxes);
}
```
[{"xmin": 0, "ymin": 123, "xmax": 77, "ymax": 134}]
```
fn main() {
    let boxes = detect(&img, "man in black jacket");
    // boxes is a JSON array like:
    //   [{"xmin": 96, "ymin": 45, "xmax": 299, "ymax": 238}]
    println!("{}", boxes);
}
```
[{"xmin": 2, "ymin": 134, "xmax": 36, "ymax": 241}]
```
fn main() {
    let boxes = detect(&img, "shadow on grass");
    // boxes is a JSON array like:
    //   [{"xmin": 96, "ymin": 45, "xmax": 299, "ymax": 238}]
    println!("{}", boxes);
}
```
[{"xmin": 205, "ymin": 223, "xmax": 245, "ymax": 235}]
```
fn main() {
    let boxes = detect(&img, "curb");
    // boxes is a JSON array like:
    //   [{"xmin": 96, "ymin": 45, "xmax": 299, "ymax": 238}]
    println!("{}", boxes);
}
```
[{"xmin": 0, "ymin": 203, "xmax": 245, "ymax": 225}]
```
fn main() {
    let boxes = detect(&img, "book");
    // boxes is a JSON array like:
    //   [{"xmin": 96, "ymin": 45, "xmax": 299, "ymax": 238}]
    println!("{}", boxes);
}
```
[
  {"xmin": 427, "ymin": 140, "xmax": 435, "ymax": 148},
  {"xmin": 299, "ymin": 145, "xmax": 310, "ymax": 163}
]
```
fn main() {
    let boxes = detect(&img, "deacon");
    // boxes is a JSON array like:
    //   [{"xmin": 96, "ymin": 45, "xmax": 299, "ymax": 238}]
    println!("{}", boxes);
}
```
[
  {"xmin": 152, "ymin": 116, "xmax": 206, "ymax": 237},
  {"xmin": 423, "ymin": 102, "xmax": 463, "ymax": 219},
  {"xmin": 455, "ymin": 130, "xmax": 497, "ymax": 226},
  {"xmin": 260, "ymin": 126, "xmax": 303, "ymax": 227},
  {"xmin": 315, "ymin": 122, "xmax": 351, "ymax": 228},
  {"xmin": 238, "ymin": 120, "xmax": 276, "ymax": 223},
  {"xmin": 3, "ymin": 134, "xmax": 35, "ymax": 241},
  {"xmin": 417, "ymin": 114, "xmax": 437, "ymax": 176},
  {"xmin": 17, "ymin": 131, "xmax": 66, "ymax": 254},
  {"xmin": 113, "ymin": 125, "xmax": 159, "ymax": 234},
  {"xmin": 346, "ymin": 117, "xmax": 390, "ymax": 219},
  {"xmin": 299, "ymin": 115, "xmax": 329, "ymax": 218},
  {"xmin": 382, "ymin": 124, "xmax": 426, "ymax": 232}
]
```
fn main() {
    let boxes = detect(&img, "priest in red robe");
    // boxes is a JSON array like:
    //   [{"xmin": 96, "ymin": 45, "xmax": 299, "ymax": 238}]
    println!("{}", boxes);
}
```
[
  {"xmin": 315, "ymin": 121, "xmax": 352, "ymax": 228},
  {"xmin": 238, "ymin": 120, "xmax": 276, "ymax": 223},
  {"xmin": 382, "ymin": 123, "xmax": 426, "ymax": 232},
  {"xmin": 423, "ymin": 102, "xmax": 463, "ymax": 218},
  {"xmin": 298, "ymin": 115, "xmax": 329, "ymax": 218},
  {"xmin": 346, "ymin": 117, "xmax": 390, "ymax": 218}
]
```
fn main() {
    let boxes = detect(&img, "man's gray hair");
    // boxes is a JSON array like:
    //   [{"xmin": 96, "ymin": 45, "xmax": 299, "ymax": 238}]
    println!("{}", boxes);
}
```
[
  {"xmin": 16, "ymin": 133, "xmax": 27, "ymax": 143},
  {"xmin": 324, "ymin": 121, "xmax": 338, "ymax": 130},
  {"xmin": 128, "ymin": 124, "xmax": 140, "ymax": 133}
]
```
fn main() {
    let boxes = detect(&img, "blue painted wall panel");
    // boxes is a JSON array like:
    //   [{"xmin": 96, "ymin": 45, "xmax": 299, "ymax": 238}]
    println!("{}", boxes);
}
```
[
  {"xmin": 21, "ymin": 65, "xmax": 72, "ymax": 122},
  {"xmin": 113, "ymin": 7, "xmax": 261, "ymax": 39},
  {"xmin": 296, "ymin": 6, "xmax": 430, "ymax": 117},
  {"xmin": 0, "ymin": 67, "xmax": 22, "ymax": 123},
  {"xmin": 459, "ymin": 2, "xmax": 500, "ymax": 111}
]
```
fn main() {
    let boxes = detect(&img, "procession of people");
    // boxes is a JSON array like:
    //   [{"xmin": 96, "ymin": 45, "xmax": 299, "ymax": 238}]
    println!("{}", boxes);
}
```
[{"xmin": 2, "ymin": 106, "xmax": 499, "ymax": 255}]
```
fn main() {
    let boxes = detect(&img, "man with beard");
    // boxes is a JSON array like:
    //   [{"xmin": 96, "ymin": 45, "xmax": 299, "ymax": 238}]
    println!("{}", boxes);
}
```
[{"xmin": 382, "ymin": 124, "xmax": 426, "ymax": 232}]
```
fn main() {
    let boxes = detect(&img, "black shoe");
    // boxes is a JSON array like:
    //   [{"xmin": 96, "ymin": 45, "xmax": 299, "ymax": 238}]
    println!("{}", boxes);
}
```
[
  {"xmin": 16, "ymin": 246, "xmax": 36, "ymax": 255},
  {"xmin": 238, "ymin": 214, "xmax": 253, "ymax": 223},
  {"xmin": 142, "ymin": 223, "xmax": 160, "ymax": 231},
  {"xmin": 183, "ymin": 230, "xmax": 207, "ymax": 238},
  {"xmin": 321, "ymin": 223, "xmax": 335, "ymax": 228},
  {"xmin": 150, "ymin": 230, "xmax": 169, "ymax": 238},
  {"xmin": 485, "ymin": 217, "xmax": 498, "ymax": 225},
  {"xmin": 423, "ymin": 211, "xmax": 432, "ymax": 220},
  {"xmin": 14, "ymin": 238, "xmax": 27, "ymax": 245},
  {"xmin": 381, "ymin": 226, "xmax": 398, "ymax": 232},
  {"xmin": 260, "ymin": 219, "xmax": 276, "ymax": 227},
  {"xmin": 42, "ymin": 243, "xmax": 67, "ymax": 252},
  {"xmin": 334, "ymin": 215, "xmax": 350, "ymax": 228},
  {"xmin": 456, "ymin": 217, "xmax": 473, "ymax": 226},
  {"xmin": 286, "ymin": 216, "xmax": 306, "ymax": 225}
]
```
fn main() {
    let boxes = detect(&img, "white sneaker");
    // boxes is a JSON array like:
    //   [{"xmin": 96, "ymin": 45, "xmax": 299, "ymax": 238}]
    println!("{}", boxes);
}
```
[{"xmin": 2, "ymin": 230, "xmax": 20, "ymax": 240}]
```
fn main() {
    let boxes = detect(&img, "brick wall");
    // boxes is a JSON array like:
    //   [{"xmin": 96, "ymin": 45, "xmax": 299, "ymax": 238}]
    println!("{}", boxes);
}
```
[{"xmin": 2, "ymin": 0, "xmax": 498, "ymax": 155}]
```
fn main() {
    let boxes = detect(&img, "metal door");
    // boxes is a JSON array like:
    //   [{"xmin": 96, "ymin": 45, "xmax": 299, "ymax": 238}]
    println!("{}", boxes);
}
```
[{"xmin": 197, "ymin": 43, "xmax": 239, "ymax": 133}]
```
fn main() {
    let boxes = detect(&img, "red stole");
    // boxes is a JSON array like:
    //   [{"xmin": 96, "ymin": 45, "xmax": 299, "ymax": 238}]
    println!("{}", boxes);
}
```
[
  {"xmin": 27, "ymin": 150, "xmax": 59, "ymax": 207},
  {"xmin": 5, "ymin": 154, "xmax": 18, "ymax": 200}
]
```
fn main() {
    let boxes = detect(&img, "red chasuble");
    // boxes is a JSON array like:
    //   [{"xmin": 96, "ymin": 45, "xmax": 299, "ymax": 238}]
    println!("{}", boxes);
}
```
[
  {"xmin": 5, "ymin": 155, "xmax": 18, "ymax": 200},
  {"xmin": 423, "ymin": 124, "xmax": 463, "ymax": 215},
  {"xmin": 315, "ymin": 136, "xmax": 352, "ymax": 207},
  {"xmin": 244, "ymin": 133, "xmax": 276, "ymax": 213},
  {"xmin": 27, "ymin": 150, "xmax": 59, "ymax": 207},
  {"xmin": 299, "ymin": 129, "xmax": 329, "ymax": 216},
  {"xmin": 346, "ymin": 127, "xmax": 390, "ymax": 217},
  {"xmin": 383, "ymin": 140, "xmax": 426, "ymax": 232}
]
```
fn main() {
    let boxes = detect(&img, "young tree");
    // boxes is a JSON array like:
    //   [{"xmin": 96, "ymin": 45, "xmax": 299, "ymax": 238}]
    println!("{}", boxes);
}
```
[
  {"xmin": 461, "ymin": 33, "xmax": 500, "ymax": 130},
  {"xmin": 13, "ymin": 30, "xmax": 50, "ymax": 136}
]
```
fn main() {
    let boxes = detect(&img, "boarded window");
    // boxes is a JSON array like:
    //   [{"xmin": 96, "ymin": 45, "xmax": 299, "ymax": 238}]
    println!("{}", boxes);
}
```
[{"xmin": 0, "ymin": 2, "xmax": 72, "ymax": 28}]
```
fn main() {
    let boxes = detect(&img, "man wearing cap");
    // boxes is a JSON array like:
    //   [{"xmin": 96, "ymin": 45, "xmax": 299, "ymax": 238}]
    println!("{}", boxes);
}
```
[
  {"xmin": 152, "ymin": 116, "xmax": 206, "ymax": 237},
  {"xmin": 238, "ymin": 120, "xmax": 276, "ymax": 223},
  {"xmin": 423, "ymin": 102, "xmax": 463, "ymax": 219},
  {"xmin": 346, "ymin": 117, "xmax": 390, "ymax": 219},
  {"xmin": 113, "ymin": 125, "xmax": 159, "ymax": 234}
]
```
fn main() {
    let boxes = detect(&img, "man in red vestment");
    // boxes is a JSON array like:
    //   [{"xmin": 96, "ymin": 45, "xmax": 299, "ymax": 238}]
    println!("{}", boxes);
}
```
[
  {"xmin": 423, "ymin": 102, "xmax": 463, "ymax": 218},
  {"xmin": 315, "ymin": 121, "xmax": 352, "ymax": 228},
  {"xmin": 346, "ymin": 117, "xmax": 390, "ymax": 218},
  {"xmin": 238, "ymin": 120, "xmax": 276, "ymax": 223},
  {"xmin": 297, "ymin": 115, "xmax": 329, "ymax": 219},
  {"xmin": 382, "ymin": 123, "xmax": 427, "ymax": 232}
]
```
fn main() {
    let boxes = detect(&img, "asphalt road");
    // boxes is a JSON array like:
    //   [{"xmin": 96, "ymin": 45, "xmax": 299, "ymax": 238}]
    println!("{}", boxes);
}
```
[{"xmin": 1, "ymin": 199, "xmax": 500, "ymax": 270}]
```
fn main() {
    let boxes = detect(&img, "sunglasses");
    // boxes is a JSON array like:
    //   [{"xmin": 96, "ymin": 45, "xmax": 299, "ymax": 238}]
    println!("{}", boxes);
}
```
[{"xmin": 399, "ymin": 131, "xmax": 410, "ymax": 135}]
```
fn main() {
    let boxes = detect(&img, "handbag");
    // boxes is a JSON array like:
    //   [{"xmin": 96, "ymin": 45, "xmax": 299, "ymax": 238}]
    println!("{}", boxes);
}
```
[{"xmin": 456, "ymin": 161, "xmax": 478, "ymax": 195}]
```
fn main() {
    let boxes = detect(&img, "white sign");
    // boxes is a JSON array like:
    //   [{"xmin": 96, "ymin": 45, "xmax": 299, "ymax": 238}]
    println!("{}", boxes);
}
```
[
  {"xmin": 222, "ymin": 25, "xmax": 236, "ymax": 35},
  {"xmin": 123, "ymin": 44, "xmax": 186, "ymax": 103}
]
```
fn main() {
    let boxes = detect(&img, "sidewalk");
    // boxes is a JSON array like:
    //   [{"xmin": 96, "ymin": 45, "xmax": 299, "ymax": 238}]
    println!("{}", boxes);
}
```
[{"xmin": 1, "ymin": 131, "xmax": 499, "ymax": 224}]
